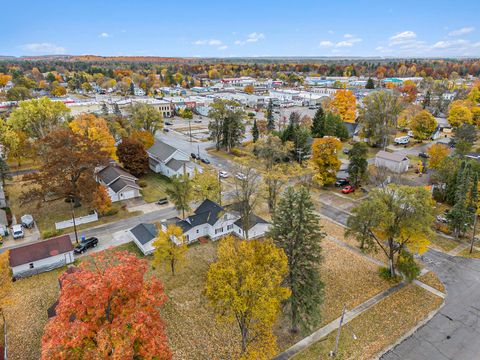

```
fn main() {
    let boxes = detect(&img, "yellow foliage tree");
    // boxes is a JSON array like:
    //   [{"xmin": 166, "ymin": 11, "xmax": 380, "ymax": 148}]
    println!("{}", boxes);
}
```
[
  {"xmin": 410, "ymin": 110, "xmax": 437, "ymax": 140},
  {"xmin": 69, "ymin": 114, "xmax": 117, "ymax": 161},
  {"xmin": 467, "ymin": 86, "xmax": 480, "ymax": 104},
  {"xmin": 51, "ymin": 86, "xmax": 67, "ymax": 97},
  {"xmin": 328, "ymin": 89, "xmax": 357, "ymax": 123},
  {"xmin": 132, "ymin": 130, "xmax": 155, "ymax": 149},
  {"xmin": 244, "ymin": 84, "xmax": 254, "ymax": 94},
  {"xmin": 0, "ymin": 73, "xmax": 12, "ymax": 87},
  {"xmin": 92, "ymin": 185, "xmax": 112, "ymax": 215},
  {"xmin": 427, "ymin": 143, "xmax": 450, "ymax": 169},
  {"xmin": 448, "ymin": 103, "xmax": 473, "ymax": 127},
  {"xmin": 153, "ymin": 224, "xmax": 188, "ymax": 276},
  {"xmin": 191, "ymin": 169, "xmax": 221, "ymax": 203},
  {"xmin": 205, "ymin": 236, "xmax": 290, "ymax": 359},
  {"xmin": 398, "ymin": 104, "xmax": 422, "ymax": 129},
  {"xmin": 310, "ymin": 137, "xmax": 342, "ymax": 186}
]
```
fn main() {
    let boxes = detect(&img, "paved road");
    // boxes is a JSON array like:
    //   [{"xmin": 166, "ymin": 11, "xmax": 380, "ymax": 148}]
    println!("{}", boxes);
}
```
[
  {"xmin": 317, "ymin": 202, "xmax": 350, "ymax": 226},
  {"xmin": 381, "ymin": 249, "xmax": 480, "ymax": 360}
]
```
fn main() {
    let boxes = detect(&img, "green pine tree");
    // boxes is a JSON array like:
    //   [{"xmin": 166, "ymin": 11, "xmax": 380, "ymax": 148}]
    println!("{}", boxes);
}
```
[
  {"xmin": 270, "ymin": 186, "xmax": 325, "ymax": 333},
  {"xmin": 266, "ymin": 99, "xmax": 275, "ymax": 131},
  {"xmin": 347, "ymin": 142, "xmax": 369, "ymax": 187},
  {"xmin": 252, "ymin": 118, "xmax": 259, "ymax": 143},
  {"xmin": 311, "ymin": 106, "xmax": 325, "ymax": 138},
  {"xmin": 365, "ymin": 78, "xmax": 375, "ymax": 89}
]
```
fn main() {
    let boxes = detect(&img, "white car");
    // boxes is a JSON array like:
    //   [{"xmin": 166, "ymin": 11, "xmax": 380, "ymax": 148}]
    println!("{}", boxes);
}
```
[
  {"xmin": 12, "ymin": 224, "xmax": 24, "ymax": 239},
  {"xmin": 235, "ymin": 172, "xmax": 247, "ymax": 180},
  {"xmin": 219, "ymin": 171, "xmax": 229, "ymax": 178},
  {"xmin": 394, "ymin": 136, "xmax": 410, "ymax": 145}
]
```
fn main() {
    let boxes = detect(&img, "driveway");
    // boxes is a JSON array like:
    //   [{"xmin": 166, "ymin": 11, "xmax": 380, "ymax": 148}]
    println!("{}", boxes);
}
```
[{"xmin": 381, "ymin": 249, "xmax": 480, "ymax": 360}]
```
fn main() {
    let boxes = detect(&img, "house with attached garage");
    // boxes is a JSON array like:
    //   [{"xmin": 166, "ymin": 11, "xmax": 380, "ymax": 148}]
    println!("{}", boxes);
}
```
[
  {"xmin": 96, "ymin": 164, "xmax": 142, "ymax": 202},
  {"xmin": 6, "ymin": 235, "xmax": 74, "ymax": 278},
  {"xmin": 161, "ymin": 199, "xmax": 270, "ymax": 244},
  {"xmin": 375, "ymin": 150, "xmax": 410, "ymax": 173},
  {"xmin": 147, "ymin": 140, "xmax": 201, "ymax": 178},
  {"xmin": 129, "ymin": 223, "xmax": 158, "ymax": 255}
]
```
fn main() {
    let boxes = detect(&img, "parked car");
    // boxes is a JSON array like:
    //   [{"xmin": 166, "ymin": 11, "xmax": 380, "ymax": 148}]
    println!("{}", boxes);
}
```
[
  {"xmin": 236, "ymin": 172, "xmax": 247, "ymax": 180},
  {"xmin": 418, "ymin": 152, "xmax": 430, "ymax": 159},
  {"xmin": 407, "ymin": 130, "xmax": 414, "ymax": 137},
  {"xmin": 74, "ymin": 237, "xmax": 99, "ymax": 254},
  {"xmin": 436, "ymin": 215, "xmax": 448, "ymax": 224},
  {"xmin": 342, "ymin": 148, "xmax": 350, "ymax": 155},
  {"xmin": 156, "ymin": 198, "xmax": 168, "ymax": 205},
  {"xmin": 191, "ymin": 153, "xmax": 197, "ymax": 159},
  {"xmin": 219, "ymin": 171, "xmax": 229, "ymax": 178},
  {"xmin": 342, "ymin": 185, "xmax": 355, "ymax": 194},
  {"xmin": 335, "ymin": 178, "xmax": 349, "ymax": 187},
  {"xmin": 194, "ymin": 119, "xmax": 202, "ymax": 123},
  {"xmin": 163, "ymin": 128, "xmax": 169, "ymax": 132},
  {"xmin": 201, "ymin": 158, "xmax": 210, "ymax": 164},
  {"xmin": 21, "ymin": 214, "xmax": 34, "ymax": 228},
  {"xmin": 164, "ymin": 121, "xmax": 173, "ymax": 125},
  {"xmin": 394, "ymin": 136, "xmax": 410, "ymax": 145},
  {"xmin": 12, "ymin": 224, "xmax": 24, "ymax": 239}
]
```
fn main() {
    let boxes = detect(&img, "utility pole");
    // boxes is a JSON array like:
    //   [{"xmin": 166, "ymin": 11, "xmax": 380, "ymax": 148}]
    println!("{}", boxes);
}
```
[
  {"xmin": 69, "ymin": 196, "xmax": 79, "ymax": 245},
  {"xmin": 470, "ymin": 213, "xmax": 478, "ymax": 254},
  {"xmin": 188, "ymin": 118, "xmax": 192, "ymax": 143},
  {"xmin": 330, "ymin": 304, "xmax": 347, "ymax": 357},
  {"xmin": 218, "ymin": 172, "xmax": 222, "ymax": 206}
]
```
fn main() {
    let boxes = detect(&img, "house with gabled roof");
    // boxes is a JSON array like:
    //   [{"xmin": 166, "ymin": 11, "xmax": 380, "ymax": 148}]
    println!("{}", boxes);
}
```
[
  {"xmin": 147, "ymin": 140, "xmax": 201, "ymax": 178},
  {"xmin": 375, "ymin": 150, "xmax": 410, "ymax": 173},
  {"xmin": 96, "ymin": 164, "xmax": 142, "ymax": 202},
  {"xmin": 161, "ymin": 199, "xmax": 270, "ymax": 244},
  {"xmin": 129, "ymin": 223, "xmax": 158, "ymax": 255}
]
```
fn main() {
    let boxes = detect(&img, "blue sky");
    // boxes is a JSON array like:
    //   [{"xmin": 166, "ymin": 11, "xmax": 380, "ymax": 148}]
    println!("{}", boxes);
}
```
[{"xmin": 2, "ymin": 0, "xmax": 480, "ymax": 57}]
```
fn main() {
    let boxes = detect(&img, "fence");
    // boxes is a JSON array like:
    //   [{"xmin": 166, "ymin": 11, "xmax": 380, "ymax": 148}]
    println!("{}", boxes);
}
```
[{"xmin": 55, "ymin": 211, "xmax": 98, "ymax": 230}]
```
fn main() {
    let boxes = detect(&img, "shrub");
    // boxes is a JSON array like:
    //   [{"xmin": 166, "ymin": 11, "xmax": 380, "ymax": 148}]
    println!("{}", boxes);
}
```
[
  {"xmin": 396, "ymin": 250, "xmax": 420, "ymax": 282},
  {"xmin": 138, "ymin": 180, "xmax": 148, "ymax": 188},
  {"xmin": 230, "ymin": 148, "xmax": 247, "ymax": 157},
  {"xmin": 102, "ymin": 208, "xmax": 119, "ymax": 217},
  {"xmin": 378, "ymin": 267, "xmax": 402, "ymax": 283},
  {"xmin": 247, "ymin": 112, "xmax": 256, "ymax": 118},
  {"xmin": 42, "ymin": 229, "xmax": 63, "ymax": 239}
]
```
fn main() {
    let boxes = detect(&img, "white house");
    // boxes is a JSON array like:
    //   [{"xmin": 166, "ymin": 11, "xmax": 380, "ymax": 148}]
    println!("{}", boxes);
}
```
[
  {"xmin": 162, "ymin": 199, "xmax": 270, "ymax": 244},
  {"xmin": 96, "ymin": 164, "xmax": 142, "ymax": 202},
  {"xmin": 7, "ymin": 235, "xmax": 74, "ymax": 278},
  {"xmin": 375, "ymin": 150, "xmax": 410, "ymax": 173},
  {"xmin": 147, "ymin": 140, "xmax": 201, "ymax": 178},
  {"xmin": 130, "ymin": 223, "xmax": 158, "ymax": 255}
]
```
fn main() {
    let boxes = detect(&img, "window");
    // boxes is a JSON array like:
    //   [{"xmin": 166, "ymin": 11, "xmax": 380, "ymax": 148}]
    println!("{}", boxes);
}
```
[
  {"xmin": 29, "ymin": 263, "xmax": 34, "ymax": 269},
  {"xmin": 196, "ymin": 229, "xmax": 199, "ymax": 233},
  {"xmin": 185, "ymin": 235, "xmax": 189, "ymax": 241},
  {"xmin": 227, "ymin": 224, "xmax": 233, "ymax": 231},
  {"xmin": 215, "ymin": 227, "xmax": 224, "ymax": 235}
]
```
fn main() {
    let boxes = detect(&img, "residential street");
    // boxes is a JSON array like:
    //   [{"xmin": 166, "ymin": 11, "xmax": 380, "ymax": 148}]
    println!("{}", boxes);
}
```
[{"xmin": 381, "ymin": 249, "xmax": 480, "ymax": 360}]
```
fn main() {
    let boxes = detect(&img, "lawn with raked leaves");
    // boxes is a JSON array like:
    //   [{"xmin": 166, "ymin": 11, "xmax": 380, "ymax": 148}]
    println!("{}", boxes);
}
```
[
  {"xmin": 418, "ymin": 272, "xmax": 446, "ymax": 293},
  {"xmin": 5, "ymin": 177, "xmax": 140, "ymax": 236},
  {"xmin": 457, "ymin": 246, "xmax": 480, "ymax": 259},
  {"xmin": 428, "ymin": 233, "xmax": 460, "ymax": 253},
  {"xmin": 292, "ymin": 284, "xmax": 444, "ymax": 360},
  {"xmin": 139, "ymin": 172, "xmax": 171, "ymax": 203}
]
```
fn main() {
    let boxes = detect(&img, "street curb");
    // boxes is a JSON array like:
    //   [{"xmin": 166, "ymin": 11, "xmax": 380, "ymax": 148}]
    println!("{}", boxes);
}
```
[{"xmin": 373, "ymin": 292, "xmax": 447, "ymax": 360}]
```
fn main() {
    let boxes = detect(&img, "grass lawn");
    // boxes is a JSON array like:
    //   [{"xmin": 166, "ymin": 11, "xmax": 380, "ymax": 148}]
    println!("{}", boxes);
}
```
[
  {"xmin": 457, "ymin": 246, "xmax": 480, "ymax": 259},
  {"xmin": 418, "ymin": 272, "xmax": 446, "ymax": 293},
  {"xmin": 292, "ymin": 284, "xmax": 443, "ymax": 360},
  {"xmin": 5, "ymin": 177, "xmax": 141, "ymax": 236},
  {"xmin": 139, "ymin": 172, "xmax": 171, "ymax": 203},
  {"xmin": 6, "ymin": 157, "xmax": 41, "ymax": 172},
  {"xmin": 429, "ymin": 233, "xmax": 460, "ymax": 253}
]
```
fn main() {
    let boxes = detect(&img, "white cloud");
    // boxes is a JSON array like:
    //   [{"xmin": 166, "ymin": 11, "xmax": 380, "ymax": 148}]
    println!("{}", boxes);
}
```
[
  {"xmin": 327, "ymin": 30, "xmax": 334, "ymax": 34},
  {"xmin": 335, "ymin": 41, "xmax": 354, "ymax": 47},
  {"xmin": 389, "ymin": 31, "xmax": 417, "ymax": 45},
  {"xmin": 449, "ymin": 27, "xmax": 474, "ymax": 36},
  {"xmin": 99, "ymin": 32, "xmax": 112, "ymax": 38},
  {"xmin": 335, "ymin": 37, "xmax": 362, "ymax": 47},
  {"xmin": 344, "ymin": 34, "xmax": 353, "ymax": 38},
  {"xmin": 432, "ymin": 39, "xmax": 468, "ymax": 49},
  {"xmin": 234, "ymin": 40, "xmax": 245, "ymax": 45},
  {"xmin": 218, "ymin": 45, "xmax": 228, "ymax": 50},
  {"xmin": 319, "ymin": 40, "xmax": 334, "ymax": 47},
  {"xmin": 20, "ymin": 42, "xmax": 65, "ymax": 54},
  {"xmin": 193, "ymin": 39, "xmax": 223, "ymax": 46},
  {"xmin": 246, "ymin": 32, "xmax": 265, "ymax": 43}
]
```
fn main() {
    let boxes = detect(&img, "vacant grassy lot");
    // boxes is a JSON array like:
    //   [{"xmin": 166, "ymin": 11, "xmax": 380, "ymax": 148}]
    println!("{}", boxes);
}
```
[
  {"xmin": 5, "ymin": 178, "xmax": 139, "ymax": 236},
  {"xmin": 293, "ymin": 284, "xmax": 443, "ymax": 360},
  {"xmin": 139, "ymin": 172, "xmax": 171, "ymax": 203}
]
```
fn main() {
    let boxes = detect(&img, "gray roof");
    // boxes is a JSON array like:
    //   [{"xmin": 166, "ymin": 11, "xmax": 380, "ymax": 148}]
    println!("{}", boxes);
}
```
[
  {"xmin": 376, "ymin": 150, "xmax": 409, "ymax": 163},
  {"xmin": 166, "ymin": 158, "xmax": 187, "ymax": 171},
  {"xmin": 97, "ymin": 165, "xmax": 137, "ymax": 185},
  {"xmin": 176, "ymin": 199, "xmax": 224, "ymax": 232},
  {"xmin": 234, "ymin": 214, "xmax": 269, "ymax": 230},
  {"xmin": 109, "ymin": 178, "xmax": 140, "ymax": 193},
  {"xmin": 131, "ymin": 223, "xmax": 157, "ymax": 245},
  {"xmin": 148, "ymin": 140, "xmax": 177, "ymax": 162}
]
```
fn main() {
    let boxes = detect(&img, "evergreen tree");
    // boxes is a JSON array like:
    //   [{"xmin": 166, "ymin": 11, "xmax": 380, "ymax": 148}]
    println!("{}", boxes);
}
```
[
  {"xmin": 0, "ymin": 158, "xmax": 11, "ymax": 185},
  {"xmin": 448, "ymin": 161, "xmax": 474, "ymax": 237},
  {"xmin": 252, "ymin": 118, "xmax": 259, "ymax": 143},
  {"xmin": 422, "ymin": 90, "xmax": 431, "ymax": 109},
  {"xmin": 270, "ymin": 186, "xmax": 325, "ymax": 333},
  {"xmin": 347, "ymin": 142, "xmax": 369, "ymax": 187},
  {"xmin": 113, "ymin": 103, "xmax": 122, "ymax": 117},
  {"xmin": 311, "ymin": 107, "xmax": 325, "ymax": 138},
  {"xmin": 129, "ymin": 82, "xmax": 135, "ymax": 95},
  {"xmin": 101, "ymin": 103, "xmax": 109, "ymax": 117},
  {"xmin": 266, "ymin": 99, "xmax": 275, "ymax": 131},
  {"xmin": 365, "ymin": 77, "xmax": 375, "ymax": 89}
]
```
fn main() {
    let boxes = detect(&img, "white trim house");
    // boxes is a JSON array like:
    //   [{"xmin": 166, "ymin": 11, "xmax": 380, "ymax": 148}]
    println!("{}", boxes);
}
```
[
  {"xmin": 147, "ymin": 140, "xmax": 201, "ymax": 178},
  {"xmin": 96, "ymin": 164, "xmax": 142, "ymax": 202},
  {"xmin": 129, "ymin": 223, "xmax": 158, "ymax": 255},
  {"xmin": 375, "ymin": 150, "xmax": 410, "ymax": 173}
]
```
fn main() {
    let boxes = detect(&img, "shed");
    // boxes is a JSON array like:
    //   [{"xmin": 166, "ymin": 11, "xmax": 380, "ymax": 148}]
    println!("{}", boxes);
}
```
[
  {"xmin": 130, "ymin": 223, "xmax": 158, "ymax": 255},
  {"xmin": 375, "ymin": 150, "xmax": 410, "ymax": 173}
]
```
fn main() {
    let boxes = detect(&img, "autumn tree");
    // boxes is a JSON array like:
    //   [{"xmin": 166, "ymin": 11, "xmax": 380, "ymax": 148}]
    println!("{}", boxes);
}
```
[
  {"xmin": 263, "ymin": 164, "xmax": 289, "ymax": 215},
  {"xmin": 69, "ymin": 113, "xmax": 117, "ymax": 160},
  {"xmin": 410, "ymin": 110, "xmax": 437, "ymax": 140},
  {"xmin": 130, "ymin": 103, "xmax": 164, "ymax": 135},
  {"xmin": 448, "ymin": 103, "xmax": 473, "ymax": 127},
  {"xmin": 153, "ymin": 224, "xmax": 188, "ymax": 276},
  {"xmin": 41, "ymin": 251, "xmax": 171, "ymax": 360},
  {"xmin": 347, "ymin": 185, "xmax": 434, "ymax": 277},
  {"xmin": 327, "ymin": 89, "xmax": 356, "ymax": 123},
  {"xmin": 310, "ymin": 136, "xmax": 342, "ymax": 186},
  {"xmin": 208, "ymin": 99, "xmax": 245, "ymax": 151},
  {"xmin": 116, "ymin": 137, "xmax": 148, "ymax": 176},
  {"xmin": 270, "ymin": 186, "xmax": 324, "ymax": 332},
  {"xmin": 427, "ymin": 143, "xmax": 450, "ymax": 169},
  {"xmin": 0, "ymin": 73, "xmax": 12, "ymax": 87},
  {"xmin": 8, "ymin": 97, "xmax": 70, "ymax": 139},
  {"xmin": 254, "ymin": 134, "xmax": 292, "ymax": 169},
  {"xmin": 205, "ymin": 236, "xmax": 290, "ymax": 359},
  {"xmin": 132, "ymin": 130, "xmax": 155, "ymax": 149},
  {"xmin": 244, "ymin": 84, "xmax": 254, "ymax": 94},
  {"xmin": 398, "ymin": 103, "xmax": 422, "ymax": 129},
  {"xmin": 22, "ymin": 128, "xmax": 109, "ymax": 207},
  {"xmin": 92, "ymin": 185, "xmax": 113, "ymax": 215},
  {"xmin": 347, "ymin": 142, "xmax": 369, "ymax": 187},
  {"xmin": 191, "ymin": 169, "xmax": 221, "ymax": 203},
  {"xmin": 166, "ymin": 174, "xmax": 192, "ymax": 218},
  {"xmin": 0, "ymin": 251, "xmax": 12, "ymax": 333}
]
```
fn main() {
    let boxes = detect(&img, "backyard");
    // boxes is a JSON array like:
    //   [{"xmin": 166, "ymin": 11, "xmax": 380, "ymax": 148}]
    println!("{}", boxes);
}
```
[{"xmin": 139, "ymin": 172, "xmax": 171, "ymax": 203}]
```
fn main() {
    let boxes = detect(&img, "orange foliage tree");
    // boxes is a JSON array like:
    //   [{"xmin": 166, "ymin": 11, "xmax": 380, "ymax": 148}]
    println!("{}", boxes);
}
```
[
  {"xmin": 328, "ymin": 89, "xmax": 356, "ymax": 123},
  {"xmin": 92, "ymin": 185, "xmax": 113, "ymax": 215},
  {"xmin": 133, "ymin": 129, "xmax": 155, "ymax": 149},
  {"xmin": 41, "ymin": 251, "xmax": 171, "ymax": 360}
]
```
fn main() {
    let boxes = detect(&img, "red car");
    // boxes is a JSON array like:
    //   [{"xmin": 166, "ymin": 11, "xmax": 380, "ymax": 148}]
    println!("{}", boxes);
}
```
[{"xmin": 342, "ymin": 185, "xmax": 355, "ymax": 194}]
